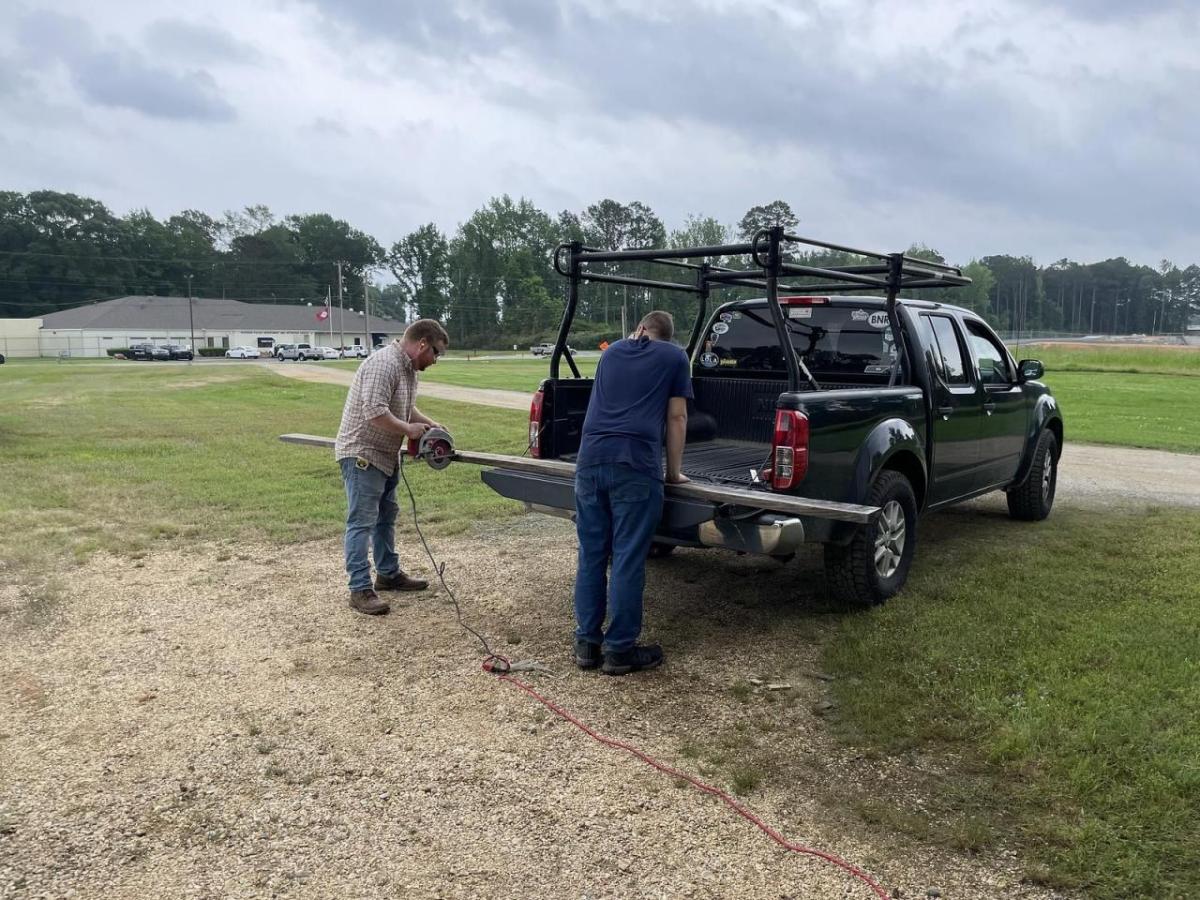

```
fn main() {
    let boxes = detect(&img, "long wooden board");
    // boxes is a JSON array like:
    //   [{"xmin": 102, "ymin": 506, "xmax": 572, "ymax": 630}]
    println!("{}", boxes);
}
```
[{"xmin": 279, "ymin": 434, "xmax": 880, "ymax": 524}]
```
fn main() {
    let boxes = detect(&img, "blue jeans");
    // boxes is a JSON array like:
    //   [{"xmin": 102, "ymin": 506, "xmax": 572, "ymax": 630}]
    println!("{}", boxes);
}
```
[
  {"xmin": 339, "ymin": 457, "xmax": 401, "ymax": 592},
  {"xmin": 573, "ymin": 463, "xmax": 664, "ymax": 653}
]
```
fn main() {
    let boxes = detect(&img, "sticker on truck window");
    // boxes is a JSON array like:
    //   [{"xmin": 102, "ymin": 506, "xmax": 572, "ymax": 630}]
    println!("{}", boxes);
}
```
[
  {"xmin": 851, "ymin": 309, "xmax": 869, "ymax": 321},
  {"xmin": 868, "ymin": 311, "xmax": 890, "ymax": 328},
  {"xmin": 699, "ymin": 352, "xmax": 719, "ymax": 368},
  {"xmin": 719, "ymin": 312, "xmax": 733, "ymax": 323},
  {"xmin": 711, "ymin": 321, "xmax": 729, "ymax": 335},
  {"xmin": 788, "ymin": 307, "xmax": 813, "ymax": 318},
  {"xmin": 864, "ymin": 364, "xmax": 890, "ymax": 374}
]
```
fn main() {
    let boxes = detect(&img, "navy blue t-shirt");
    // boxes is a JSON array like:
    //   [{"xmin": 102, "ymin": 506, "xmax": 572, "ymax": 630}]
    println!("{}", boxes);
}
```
[{"xmin": 576, "ymin": 337, "xmax": 694, "ymax": 481}]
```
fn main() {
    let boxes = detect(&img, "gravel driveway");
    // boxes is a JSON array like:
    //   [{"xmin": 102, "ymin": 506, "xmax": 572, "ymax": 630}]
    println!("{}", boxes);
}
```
[{"xmin": 1, "ymin": 511, "xmax": 1073, "ymax": 900}]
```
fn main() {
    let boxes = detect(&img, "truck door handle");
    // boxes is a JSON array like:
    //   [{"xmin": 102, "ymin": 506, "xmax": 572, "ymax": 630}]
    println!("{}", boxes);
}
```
[
  {"xmin": 983, "ymin": 402, "xmax": 996, "ymax": 416},
  {"xmin": 937, "ymin": 405, "xmax": 954, "ymax": 419}
]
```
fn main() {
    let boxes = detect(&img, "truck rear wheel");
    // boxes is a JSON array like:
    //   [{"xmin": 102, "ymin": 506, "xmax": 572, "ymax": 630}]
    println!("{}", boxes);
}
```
[
  {"xmin": 823, "ymin": 470, "xmax": 917, "ymax": 607},
  {"xmin": 647, "ymin": 542, "xmax": 676, "ymax": 559},
  {"xmin": 1006, "ymin": 429, "xmax": 1058, "ymax": 521}
]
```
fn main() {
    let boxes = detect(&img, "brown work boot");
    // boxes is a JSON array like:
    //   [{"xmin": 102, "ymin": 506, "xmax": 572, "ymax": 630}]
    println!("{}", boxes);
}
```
[
  {"xmin": 349, "ymin": 588, "xmax": 389, "ymax": 616},
  {"xmin": 374, "ymin": 570, "xmax": 428, "ymax": 592}
]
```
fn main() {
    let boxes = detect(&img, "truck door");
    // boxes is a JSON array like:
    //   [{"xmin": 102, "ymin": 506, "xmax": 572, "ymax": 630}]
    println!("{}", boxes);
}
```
[
  {"xmin": 963, "ymin": 319, "xmax": 1026, "ymax": 487},
  {"xmin": 919, "ymin": 313, "xmax": 984, "ymax": 504}
]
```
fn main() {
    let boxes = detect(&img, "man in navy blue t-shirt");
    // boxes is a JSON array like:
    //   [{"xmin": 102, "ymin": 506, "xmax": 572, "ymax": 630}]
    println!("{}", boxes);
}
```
[{"xmin": 573, "ymin": 310, "xmax": 693, "ymax": 676}]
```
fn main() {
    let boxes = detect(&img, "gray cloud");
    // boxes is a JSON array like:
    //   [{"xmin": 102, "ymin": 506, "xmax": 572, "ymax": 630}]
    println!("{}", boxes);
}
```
[
  {"xmin": 1013, "ymin": 0, "xmax": 1191, "ymax": 21},
  {"xmin": 308, "ymin": 0, "xmax": 1200, "ymax": 256},
  {"xmin": 74, "ymin": 51, "xmax": 236, "ymax": 121},
  {"xmin": 17, "ymin": 11, "xmax": 235, "ymax": 122},
  {"xmin": 143, "ymin": 18, "xmax": 262, "ymax": 64},
  {"xmin": 309, "ymin": 115, "xmax": 348, "ymax": 136}
]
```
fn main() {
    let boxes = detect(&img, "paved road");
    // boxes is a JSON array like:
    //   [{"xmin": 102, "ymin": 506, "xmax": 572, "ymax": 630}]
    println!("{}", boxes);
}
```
[
  {"xmin": 268, "ymin": 362, "xmax": 1200, "ymax": 508},
  {"xmin": 266, "ymin": 361, "xmax": 532, "ymax": 410}
]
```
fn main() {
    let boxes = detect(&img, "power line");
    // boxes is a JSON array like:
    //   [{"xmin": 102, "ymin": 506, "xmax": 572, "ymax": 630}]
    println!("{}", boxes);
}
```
[{"xmin": 0, "ymin": 248, "xmax": 381, "ymax": 267}]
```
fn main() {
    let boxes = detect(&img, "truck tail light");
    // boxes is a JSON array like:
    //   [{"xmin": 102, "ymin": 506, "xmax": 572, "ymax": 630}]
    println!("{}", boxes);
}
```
[
  {"xmin": 779, "ymin": 296, "xmax": 830, "ymax": 305},
  {"xmin": 771, "ymin": 409, "xmax": 809, "ymax": 491},
  {"xmin": 528, "ymin": 390, "xmax": 545, "ymax": 458}
]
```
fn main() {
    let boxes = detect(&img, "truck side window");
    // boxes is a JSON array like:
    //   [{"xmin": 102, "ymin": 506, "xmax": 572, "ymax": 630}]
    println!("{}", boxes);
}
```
[
  {"xmin": 965, "ymin": 321, "xmax": 1013, "ymax": 385},
  {"xmin": 925, "ymin": 315, "xmax": 969, "ymax": 385}
]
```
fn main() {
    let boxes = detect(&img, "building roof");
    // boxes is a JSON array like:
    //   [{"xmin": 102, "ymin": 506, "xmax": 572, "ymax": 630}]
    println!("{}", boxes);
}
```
[{"xmin": 38, "ymin": 295, "xmax": 408, "ymax": 333}]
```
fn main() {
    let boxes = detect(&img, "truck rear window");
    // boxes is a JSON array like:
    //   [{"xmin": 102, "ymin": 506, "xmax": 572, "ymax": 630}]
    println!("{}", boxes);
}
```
[{"xmin": 696, "ymin": 304, "xmax": 899, "ymax": 377}]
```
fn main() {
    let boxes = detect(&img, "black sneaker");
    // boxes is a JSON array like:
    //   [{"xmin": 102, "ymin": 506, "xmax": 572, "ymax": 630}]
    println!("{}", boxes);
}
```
[
  {"xmin": 601, "ymin": 643, "xmax": 665, "ymax": 676},
  {"xmin": 574, "ymin": 639, "xmax": 602, "ymax": 670}
]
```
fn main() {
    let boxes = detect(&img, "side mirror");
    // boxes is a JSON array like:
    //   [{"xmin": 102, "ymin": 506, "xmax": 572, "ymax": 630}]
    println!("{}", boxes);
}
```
[{"xmin": 1018, "ymin": 359, "xmax": 1044, "ymax": 382}]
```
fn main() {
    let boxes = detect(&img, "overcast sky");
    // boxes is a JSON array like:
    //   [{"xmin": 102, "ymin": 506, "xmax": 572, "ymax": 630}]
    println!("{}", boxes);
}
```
[{"xmin": 2, "ymin": 0, "xmax": 1197, "ymax": 268}]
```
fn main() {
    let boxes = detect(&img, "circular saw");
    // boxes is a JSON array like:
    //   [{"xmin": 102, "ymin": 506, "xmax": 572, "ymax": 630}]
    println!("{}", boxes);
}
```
[{"xmin": 409, "ymin": 427, "xmax": 455, "ymax": 470}]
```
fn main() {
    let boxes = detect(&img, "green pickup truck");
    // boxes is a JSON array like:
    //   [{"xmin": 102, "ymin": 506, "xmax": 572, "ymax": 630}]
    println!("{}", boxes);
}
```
[{"xmin": 481, "ymin": 230, "xmax": 1063, "ymax": 606}]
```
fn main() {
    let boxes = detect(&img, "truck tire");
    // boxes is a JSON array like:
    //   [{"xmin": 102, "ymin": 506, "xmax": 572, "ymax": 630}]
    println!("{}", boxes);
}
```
[
  {"xmin": 1006, "ymin": 429, "xmax": 1058, "ymax": 521},
  {"xmin": 823, "ymin": 470, "xmax": 917, "ymax": 607},
  {"xmin": 647, "ymin": 542, "xmax": 676, "ymax": 559}
]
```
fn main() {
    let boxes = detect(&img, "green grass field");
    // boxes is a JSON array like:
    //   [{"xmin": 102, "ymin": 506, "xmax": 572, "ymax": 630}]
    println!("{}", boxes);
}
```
[
  {"xmin": 3, "ymin": 351, "xmax": 1199, "ymax": 895},
  {"xmin": 827, "ymin": 504, "xmax": 1200, "ymax": 896},
  {"xmin": 1016, "ymin": 342, "xmax": 1200, "ymax": 377},
  {"xmin": 0, "ymin": 364, "xmax": 529, "ymax": 580}
]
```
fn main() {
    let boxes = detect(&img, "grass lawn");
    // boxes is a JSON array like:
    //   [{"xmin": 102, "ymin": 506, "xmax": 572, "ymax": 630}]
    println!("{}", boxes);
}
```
[
  {"xmin": 1042, "ymin": 371, "xmax": 1200, "ymax": 454},
  {"xmin": 1016, "ymin": 343, "xmax": 1200, "ymax": 377},
  {"xmin": 0, "ymin": 363, "xmax": 529, "ymax": 582},
  {"xmin": 826, "ymin": 504, "xmax": 1200, "ymax": 897}
]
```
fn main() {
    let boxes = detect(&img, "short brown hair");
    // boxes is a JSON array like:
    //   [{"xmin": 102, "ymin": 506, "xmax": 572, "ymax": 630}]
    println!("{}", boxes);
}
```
[
  {"xmin": 639, "ymin": 310, "xmax": 674, "ymax": 341},
  {"xmin": 404, "ymin": 318, "xmax": 450, "ymax": 347}
]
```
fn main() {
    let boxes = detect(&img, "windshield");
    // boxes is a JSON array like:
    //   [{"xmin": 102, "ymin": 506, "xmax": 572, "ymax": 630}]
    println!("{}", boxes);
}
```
[{"xmin": 695, "ymin": 303, "xmax": 900, "ymax": 378}]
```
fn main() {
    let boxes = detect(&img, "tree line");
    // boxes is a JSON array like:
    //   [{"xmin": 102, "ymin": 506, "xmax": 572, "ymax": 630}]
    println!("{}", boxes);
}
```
[{"xmin": 2, "ymin": 190, "xmax": 1196, "ymax": 346}]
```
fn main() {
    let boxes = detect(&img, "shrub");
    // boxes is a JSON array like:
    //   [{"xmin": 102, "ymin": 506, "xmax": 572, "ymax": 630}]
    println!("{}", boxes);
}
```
[{"xmin": 198, "ymin": 347, "xmax": 227, "ymax": 357}]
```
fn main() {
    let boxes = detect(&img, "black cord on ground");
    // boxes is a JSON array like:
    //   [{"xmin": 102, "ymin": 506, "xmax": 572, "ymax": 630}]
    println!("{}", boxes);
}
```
[{"xmin": 397, "ymin": 448, "xmax": 510, "ymax": 674}]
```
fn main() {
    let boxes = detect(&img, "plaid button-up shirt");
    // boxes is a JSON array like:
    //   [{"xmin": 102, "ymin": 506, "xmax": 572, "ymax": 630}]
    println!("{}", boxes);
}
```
[{"xmin": 334, "ymin": 341, "xmax": 417, "ymax": 475}]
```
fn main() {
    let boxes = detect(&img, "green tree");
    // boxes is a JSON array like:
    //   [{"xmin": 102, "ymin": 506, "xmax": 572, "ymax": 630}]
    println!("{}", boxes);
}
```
[
  {"xmin": 387, "ymin": 223, "xmax": 451, "ymax": 322},
  {"xmin": 736, "ymin": 200, "xmax": 799, "ymax": 242}
]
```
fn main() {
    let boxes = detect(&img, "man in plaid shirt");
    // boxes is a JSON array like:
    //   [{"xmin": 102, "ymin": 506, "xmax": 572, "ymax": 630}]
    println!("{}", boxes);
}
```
[{"xmin": 334, "ymin": 319, "xmax": 450, "ymax": 615}]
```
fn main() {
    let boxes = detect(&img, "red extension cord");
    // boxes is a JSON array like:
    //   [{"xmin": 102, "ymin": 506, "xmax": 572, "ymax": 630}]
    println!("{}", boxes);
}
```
[{"xmin": 483, "ymin": 655, "xmax": 890, "ymax": 899}]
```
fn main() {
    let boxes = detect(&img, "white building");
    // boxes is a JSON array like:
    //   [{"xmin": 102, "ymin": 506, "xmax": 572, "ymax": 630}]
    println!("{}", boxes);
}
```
[{"xmin": 0, "ymin": 295, "xmax": 408, "ymax": 358}]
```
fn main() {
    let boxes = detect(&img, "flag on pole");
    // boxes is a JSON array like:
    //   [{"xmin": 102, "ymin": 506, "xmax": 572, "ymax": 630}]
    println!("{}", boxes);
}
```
[{"xmin": 316, "ymin": 299, "xmax": 330, "ymax": 322}]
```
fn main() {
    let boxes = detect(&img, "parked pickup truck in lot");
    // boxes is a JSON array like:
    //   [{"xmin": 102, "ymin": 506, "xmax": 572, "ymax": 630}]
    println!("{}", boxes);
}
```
[
  {"xmin": 481, "ymin": 230, "xmax": 1063, "ymax": 605},
  {"xmin": 531, "ymin": 343, "xmax": 575, "ymax": 356},
  {"xmin": 274, "ymin": 343, "xmax": 312, "ymax": 361}
]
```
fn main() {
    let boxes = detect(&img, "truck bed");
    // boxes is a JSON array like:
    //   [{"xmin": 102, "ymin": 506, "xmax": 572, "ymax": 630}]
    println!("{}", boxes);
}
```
[{"xmin": 561, "ymin": 440, "xmax": 768, "ymax": 486}]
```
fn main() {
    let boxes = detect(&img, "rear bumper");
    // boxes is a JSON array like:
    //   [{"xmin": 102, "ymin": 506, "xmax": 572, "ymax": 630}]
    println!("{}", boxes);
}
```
[{"xmin": 524, "ymin": 501, "xmax": 805, "ymax": 556}]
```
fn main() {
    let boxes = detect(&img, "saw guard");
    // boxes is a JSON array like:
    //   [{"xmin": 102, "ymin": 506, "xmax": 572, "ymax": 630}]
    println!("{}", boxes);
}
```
[{"xmin": 416, "ymin": 427, "xmax": 455, "ymax": 470}]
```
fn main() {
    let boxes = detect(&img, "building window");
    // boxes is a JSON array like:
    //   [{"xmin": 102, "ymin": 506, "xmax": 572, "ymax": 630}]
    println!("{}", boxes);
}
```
[{"xmin": 221, "ymin": 337, "xmax": 229, "ymax": 348}]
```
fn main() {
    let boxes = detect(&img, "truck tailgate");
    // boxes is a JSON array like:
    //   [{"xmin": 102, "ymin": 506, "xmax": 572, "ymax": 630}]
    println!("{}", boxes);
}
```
[{"xmin": 278, "ymin": 435, "xmax": 879, "ymax": 524}]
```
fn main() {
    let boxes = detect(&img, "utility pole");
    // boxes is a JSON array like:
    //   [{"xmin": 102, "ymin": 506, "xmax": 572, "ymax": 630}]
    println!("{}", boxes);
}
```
[
  {"xmin": 185, "ymin": 274, "xmax": 195, "ymax": 365},
  {"xmin": 363, "ymin": 280, "xmax": 371, "ymax": 350},
  {"xmin": 326, "ymin": 286, "xmax": 334, "ymax": 347},
  {"xmin": 336, "ymin": 262, "xmax": 345, "ymax": 349}
]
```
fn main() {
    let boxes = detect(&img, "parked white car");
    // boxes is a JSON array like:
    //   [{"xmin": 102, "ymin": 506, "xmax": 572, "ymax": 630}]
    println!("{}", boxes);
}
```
[
  {"xmin": 313, "ymin": 346, "xmax": 340, "ymax": 360},
  {"xmin": 340, "ymin": 345, "xmax": 369, "ymax": 358},
  {"xmin": 225, "ymin": 346, "xmax": 261, "ymax": 359}
]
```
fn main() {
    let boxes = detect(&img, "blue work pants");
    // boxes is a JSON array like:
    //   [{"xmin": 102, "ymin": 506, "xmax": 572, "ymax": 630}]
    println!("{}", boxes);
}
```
[{"xmin": 573, "ymin": 463, "xmax": 664, "ymax": 652}]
